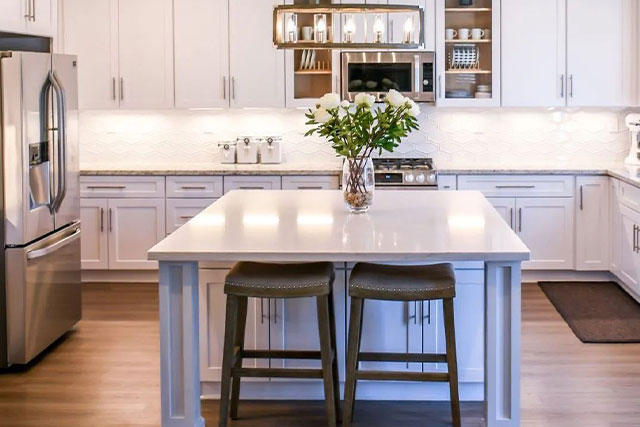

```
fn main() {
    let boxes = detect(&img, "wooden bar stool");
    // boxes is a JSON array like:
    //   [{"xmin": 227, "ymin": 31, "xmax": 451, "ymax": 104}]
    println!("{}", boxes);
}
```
[
  {"xmin": 218, "ymin": 261, "xmax": 340, "ymax": 427},
  {"xmin": 343, "ymin": 262, "xmax": 461, "ymax": 427}
]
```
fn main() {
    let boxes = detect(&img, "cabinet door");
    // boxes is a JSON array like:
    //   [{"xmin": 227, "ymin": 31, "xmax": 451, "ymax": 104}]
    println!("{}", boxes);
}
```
[
  {"xmin": 611, "ymin": 179, "xmax": 622, "ymax": 275},
  {"xmin": 567, "ymin": 0, "xmax": 634, "ymax": 106},
  {"xmin": 62, "ymin": 0, "xmax": 119, "ymax": 109},
  {"xmin": 118, "ymin": 0, "xmax": 174, "ymax": 108},
  {"xmin": 388, "ymin": 0, "xmax": 435, "ymax": 50},
  {"xmin": 486, "ymin": 197, "xmax": 516, "ymax": 230},
  {"xmin": 27, "ymin": 0, "xmax": 53, "ymax": 36},
  {"xmin": 516, "ymin": 197, "xmax": 575, "ymax": 270},
  {"xmin": 618, "ymin": 205, "xmax": 640, "ymax": 293},
  {"xmin": 270, "ymin": 267, "xmax": 347, "ymax": 380},
  {"xmin": 229, "ymin": 0, "xmax": 285, "ymax": 108},
  {"xmin": 223, "ymin": 176, "xmax": 281, "ymax": 193},
  {"xmin": 198, "ymin": 269, "xmax": 268, "ymax": 381},
  {"xmin": 80, "ymin": 198, "xmax": 109, "ymax": 270},
  {"xmin": 174, "ymin": 0, "xmax": 229, "ymax": 108},
  {"xmin": 575, "ymin": 176, "xmax": 610, "ymax": 270},
  {"xmin": 107, "ymin": 198, "xmax": 165, "ymax": 270},
  {"xmin": 0, "ymin": 0, "xmax": 28, "ymax": 34},
  {"xmin": 281, "ymin": 175, "xmax": 340, "ymax": 190},
  {"xmin": 501, "ymin": 0, "xmax": 566, "ymax": 107}
]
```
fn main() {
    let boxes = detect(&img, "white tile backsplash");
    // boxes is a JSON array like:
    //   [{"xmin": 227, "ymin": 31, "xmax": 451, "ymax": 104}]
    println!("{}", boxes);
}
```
[{"xmin": 79, "ymin": 107, "xmax": 637, "ymax": 167}]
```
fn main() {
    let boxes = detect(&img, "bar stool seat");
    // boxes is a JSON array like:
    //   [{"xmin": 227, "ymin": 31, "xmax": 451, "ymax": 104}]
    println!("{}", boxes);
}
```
[
  {"xmin": 349, "ymin": 262, "xmax": 455, "ymax": 301},
  {"xmin": 225, "ymin": 261, "xmax": 334, "ymax": 297},
  {"xmin": 219, "ymin": 261, "xmax": 340, "ymax": 427},
  {"xmin": 344, "ymin": 262, "xmax": 461, "ymax": 427}
]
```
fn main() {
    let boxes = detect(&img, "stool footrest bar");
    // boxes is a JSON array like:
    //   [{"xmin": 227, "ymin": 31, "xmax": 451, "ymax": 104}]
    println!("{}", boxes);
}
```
[
  {"xmin": 233, "ymin": 367, "xmax": 324, "ymax": 379},
  {"xmin": 356, "ymin": 370, "xmax": 450, "ymax": 382},
  {"xmin": 358, "ymin": 352, "xmax": 447, "ymax": 363},
  {"xmin": 241, "ymin": 350, "xmax": 323, "ymax": 360}
]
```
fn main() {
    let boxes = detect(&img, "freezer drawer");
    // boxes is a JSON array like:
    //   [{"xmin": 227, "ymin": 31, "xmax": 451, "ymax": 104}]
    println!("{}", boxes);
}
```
[{"xmin": 5, "ymin": 223, "xmax": 82, "ymax": 365}]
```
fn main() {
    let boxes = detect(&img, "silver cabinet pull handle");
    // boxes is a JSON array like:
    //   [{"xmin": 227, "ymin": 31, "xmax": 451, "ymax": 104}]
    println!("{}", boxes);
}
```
[
  {"xmin": 179, "ymin": 215, "xmax": 194, "ymax": 220},
  {"xmin": 100, "ymin": 208, "xmax": 105, "ymax": 232},
  {"xmin": 579, "ymin": 185, "xmax": 584, "ymax": 210},
  {"xmin": 112, "ymin": 77, "xmax": 116, "ymax": 101},
  {"xmin": 27, "ymin": 229, "xmax": 81, "ymax": 260},
  {"xmin": 31, "ymin": 0, "xmax": 35, "ymax": 20},
  {"xmin": 560, "ymin": 74, "xmax": 564, "ymax": 98},
  {"xmin": 438, "ymin": 75, "xmax": 442, "ymax": 99},
  {"xmin": 120, "ymin": 77, "xmax": 124, "ymax": 101},
  {"xmin": 231, "ymin": 77, "xmax": 236, "ymax": 100},
  {"xmin": 86, "ymin": 185, "xmax": 126, "ymax": 190},
  {"xmin": 510, "ymin": 207, "xmax": 514, "ymax": 229},
  {"xmin": 569, "ymin": 74, "xmax": 574, "ymax": 98},
  {"xmin": 634, "ymin": 225, "xmax": 638, "ymax": 253},
  {"xmin": 180, "ymin": 185, "xmax": 207, "ymax": 190},
  {"xmin": 495, "ymin": 185, "xmax": 535, "ymax": 189},
  {"xmin": 109, "ymin": 208, "xmax": 113, "ymax": 232},
  {"xmin": 636, "ymin": 226, "xmax": 640, "ymax": 253},
  {"xmin": 222, "ymin": 76, "xmax": 227, "ymax": 99},
  {"xmin": 238, "ymin": 186, "xmax": 264, "ymax": 190},
  {"xmin": 519, "ymin": 208, "xmax": 523, "ymax": 233},
  {"xmin": 298, "ymin": 186, "xmax": 323, "ymax": 190}
]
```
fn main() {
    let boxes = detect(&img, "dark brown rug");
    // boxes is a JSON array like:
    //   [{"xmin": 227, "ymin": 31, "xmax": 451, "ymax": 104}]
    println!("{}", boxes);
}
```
[{"xmin": 539, "ymin": 282, "xmax": 640, "ymax": 343}]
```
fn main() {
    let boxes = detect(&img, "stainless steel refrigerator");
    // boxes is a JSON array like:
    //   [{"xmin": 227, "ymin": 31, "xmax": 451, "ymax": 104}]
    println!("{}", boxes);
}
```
[{"xmin": 0, "ymin": 51, "xmax": 81, "ymax": 368}]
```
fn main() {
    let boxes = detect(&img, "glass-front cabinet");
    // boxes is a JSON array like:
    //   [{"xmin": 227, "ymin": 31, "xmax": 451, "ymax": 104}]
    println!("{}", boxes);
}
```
[
  {"xmin": 285, "ymin": 0, "xmax": 341, "ymax": 108},
  {"xmin": 435, "ymin": 0, "xmax": 500, "ymax": 106}
]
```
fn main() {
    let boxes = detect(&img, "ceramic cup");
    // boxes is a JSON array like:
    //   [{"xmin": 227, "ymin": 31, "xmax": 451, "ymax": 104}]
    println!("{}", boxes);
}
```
[
  {"xmin": 301, "ymin": 26, "xmax": 313, "ymax": 41},
  {"xmin": 445, "ymin": 28, "xmax": 458, "ymax": 40},
  {"xmin": 471, "ymin": 28, "xmax": 485, "ymax": 40},
  {"xmin": 458, "ymin": 28, "xmax": 471, "ymax": 40}
]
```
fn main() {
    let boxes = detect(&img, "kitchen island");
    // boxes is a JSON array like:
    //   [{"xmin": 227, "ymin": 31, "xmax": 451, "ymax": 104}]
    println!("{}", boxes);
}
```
[{"xmin": 148, "ymin": 190, "xmax": 530, "ymax": 427}]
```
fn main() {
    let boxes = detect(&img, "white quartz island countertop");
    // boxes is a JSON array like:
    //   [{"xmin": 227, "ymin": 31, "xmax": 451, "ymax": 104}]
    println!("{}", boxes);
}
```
[
  {"xmin": 149, "ymin": 190, "xmax": 530, "ymax": 263},
  {"xmin": 149, "ymin": 190, "xmax": 529, "ymax": 427}
]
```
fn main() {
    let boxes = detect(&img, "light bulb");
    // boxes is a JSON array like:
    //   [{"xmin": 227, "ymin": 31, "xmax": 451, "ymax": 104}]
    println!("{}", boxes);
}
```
[
  {"xmin": 344, "ymin": 15, "xmax": 356, "ymax": 42},
  {"xmin": 287, "ymin": 17, "xmax": 296, "ymax": 33},
  {"xmin": 317, "ymin": 17, "xmax": 326, "ymax": 33},
  {"xmin": 286, "ymin": 14, "xmax": 297, "ymax": 42},
  {"xmin": 403, "ymin": 16, "xmax": 413, "ymax": 43},
  {"xmin": 373, "ymin": 14, "xmax": 384, "ymax": 43}
]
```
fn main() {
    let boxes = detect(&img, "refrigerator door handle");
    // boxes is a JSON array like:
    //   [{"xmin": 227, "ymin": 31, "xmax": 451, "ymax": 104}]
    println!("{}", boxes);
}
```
[
  {"xmin": 39, "ymin": 72, "xmax": 57, "ymax": 212},
  {"xmin": 26, "ymin": 228, "xmax": 81, "ymax": 260},
  {"xmin": 49, "ymin": 71, "xmax": 67, "ymax": 213}
]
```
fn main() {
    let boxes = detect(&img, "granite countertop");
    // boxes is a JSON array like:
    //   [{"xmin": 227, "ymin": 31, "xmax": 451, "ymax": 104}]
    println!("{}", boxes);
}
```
[{"xmin": 80, "ymin": 161, "xmax": 640, "ymax": 189}]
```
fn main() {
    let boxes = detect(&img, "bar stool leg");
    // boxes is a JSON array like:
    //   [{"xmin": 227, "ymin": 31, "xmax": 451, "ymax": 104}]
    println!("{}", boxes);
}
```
[
  {"xmin": 219, "ymin": 294, "xmax": 239, "ymax": 427},
  {"xmin": 443, "ymin": 298, "xmax": 461, "ymax": 427},
  {"xmin": 327, "ymin": 289, "xmax": 341, "ymax": 422},
  {"xmin": 343, "ymin": 297, "xmax": 364, "ymax": 427},
  {"xmin": 230, "ymin": 296, "xmax": 248, "ymax": 420},
  {"xmin": 317, "ymin": 295, "xmax": 338, "ymax": 427}
]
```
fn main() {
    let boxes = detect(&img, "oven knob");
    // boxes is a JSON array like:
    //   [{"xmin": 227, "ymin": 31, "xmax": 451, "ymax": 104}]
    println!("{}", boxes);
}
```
[
  {"xmin": 416, "ymin": 173, "xmax": 426, "ymax": 183},
  {"xmin": 405, "ymin": 173, "xmax": 415, "ymax": 183},
  {"xmin": 427, "ymin": 173, "xmax": 437, "ymax": 184}
]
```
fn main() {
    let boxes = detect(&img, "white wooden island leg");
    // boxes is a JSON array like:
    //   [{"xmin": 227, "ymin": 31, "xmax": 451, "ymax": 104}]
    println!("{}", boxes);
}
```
[
  {"xmin": 484, "ymin": 261, "xmax": 522, "ymax": 427},
  {"xmin": 159, "ymin": 261, "xmax": 205, "ymax": 427}
]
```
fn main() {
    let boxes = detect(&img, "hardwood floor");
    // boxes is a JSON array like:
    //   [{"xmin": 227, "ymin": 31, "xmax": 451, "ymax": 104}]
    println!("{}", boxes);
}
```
[{"xmin": 0, "ymin": 283, "xmax": 639, "ymax": 426}]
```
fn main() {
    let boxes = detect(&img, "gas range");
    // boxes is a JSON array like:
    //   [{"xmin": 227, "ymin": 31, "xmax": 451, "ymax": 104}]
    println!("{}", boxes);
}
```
[{"xmin": 373, "ymin": 158, "xmax": 438, "ymax": 189}]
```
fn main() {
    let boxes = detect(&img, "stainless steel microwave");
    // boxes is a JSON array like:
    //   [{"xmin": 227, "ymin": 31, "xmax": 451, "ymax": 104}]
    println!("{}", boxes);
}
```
[{"xmin": 341, "ymin": 51, "xmax": 435, "ymax": 103}]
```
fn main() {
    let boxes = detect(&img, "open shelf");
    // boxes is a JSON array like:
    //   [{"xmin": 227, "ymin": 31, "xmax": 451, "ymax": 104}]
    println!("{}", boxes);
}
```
[
  {"xmin": 295, "ymin": 69, "xmax": 332, "ymax": 75},
  {"xmin": 445, "ymin": 39, "xmax": 491, "ymax": 43},
  {"xmin": 446, "ymin": 69, "xmax": 492, "ymax": 74}
]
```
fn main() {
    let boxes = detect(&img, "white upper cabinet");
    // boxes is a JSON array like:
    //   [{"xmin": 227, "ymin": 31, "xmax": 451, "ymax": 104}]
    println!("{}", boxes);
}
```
[
  {"xmin": 118, "ymin": 0, "xmax": 174, "ymax": 109},
  {"xmin": 575, "ymin": 176, "xmax": 610, "ymax": 271},
  {"xmin": 501, "ymin": 0, "xmax": 566, "ymax": 107},
  {"xmin": 567, "ymin": 0, "xmax": 634, "ymax": 107},
  {"xmin": 229, "ymin": 0, "xmax": 285, "ymax": 108},
  {"xmin": 174, "ymin": 0, "xmax": 229, "ymax": 109},
  {"xmin": 62, "ymin": 0, "xmax": 118, "ymax": 110},
  {"xmin": 388, "ymin": 0, "xmax": 435, "ymax": 50},
  {"xmin": 0, "ymin": 0, "xmax": 53, "ymax": 36}
]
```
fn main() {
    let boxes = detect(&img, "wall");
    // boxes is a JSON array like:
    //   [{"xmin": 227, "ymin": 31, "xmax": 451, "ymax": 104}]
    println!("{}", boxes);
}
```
[{"xmin": 79, "ymin": 108, "xmax": 636, "ymax": 167}]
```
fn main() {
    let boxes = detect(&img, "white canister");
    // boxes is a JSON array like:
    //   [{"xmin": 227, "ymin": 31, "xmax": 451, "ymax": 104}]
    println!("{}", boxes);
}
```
[
  {"xmin": 236, "ymin": 137, "xmax": 259, "ymax": 164},
  {"xmin": 218, "ymin": 142, "xmax": 236, "ymax": 164},
  {"xmin": 259, "ymin": 137, "xmax": 283, "ymax": 164}
]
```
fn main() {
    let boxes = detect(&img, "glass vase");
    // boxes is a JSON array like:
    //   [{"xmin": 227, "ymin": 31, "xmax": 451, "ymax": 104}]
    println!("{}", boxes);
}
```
[{"xmin": 342, "ymin": 156, "xmax": 375, "ymax": 213}]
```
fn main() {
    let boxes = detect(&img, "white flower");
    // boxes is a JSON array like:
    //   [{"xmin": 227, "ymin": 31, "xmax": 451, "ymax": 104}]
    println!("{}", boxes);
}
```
[
  {"xmin": 405, "ymin": 99, "xmax": 420, "ymax": 117},
  {"xmin": 318, "ymin": 93, "xmax": 341, "ymax": 110},
  {"xmin": 313, "ymin": 107, "xmax": 331, "ymax": 123},
  {"xmin": 354, "ymin": 93, "xmax": 376, "ymax": 108},
  {"xmin": 386, "ymin": 89, "xmax": 406, "ymax": 108},
  {"xmin": 340, "ymin": 100, "xmax": 351, "ymax": 109}
]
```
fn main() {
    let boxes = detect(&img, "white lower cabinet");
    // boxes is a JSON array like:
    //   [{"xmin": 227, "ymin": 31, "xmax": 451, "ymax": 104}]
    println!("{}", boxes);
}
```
[
  {"xmin": 575, "ymin": 176, "xmax": 610, "ymax": 270},
  {"xmin": 618, "ymin": 204, "xmax": 640, "ymax": 294},
  {"xmin": 107, "ymin": 198, "xmax": 165, "ymax": 270},
  {"xmin": 611, "ymin": 179, "xmax": 623, "ymax": 276},
  {"xmin": 80, "ymin": 198, "xmax": 109, "ymax": 269},
  {"xmin": 486, "ymin": 197, "xmax": 516, "ymax": 229}
]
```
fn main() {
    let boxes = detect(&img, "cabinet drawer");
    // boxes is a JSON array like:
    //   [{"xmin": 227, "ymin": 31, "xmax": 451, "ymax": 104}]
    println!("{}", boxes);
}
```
[
  {"xmin": 457, "ymin": 175, "xmax": 575, "ymax": 197},
  {"xmin": 166, "ymin": 198, "xmax": 217, "ymax": 234},
  {"xmin": 438, "ymin": 175, "xmax": 457, "ymax": 190},
  {"xmin": 166, "ymin": 176, "xmax": 223, "ymax": 198},
  {"xmin": 620, "ymin": 181, "xmax": 640, "ymax": 213},
  {"xmin": 281, "ymin": 175, "xmax": 339, "ymax": 190},
  {"xmin": 223, "ymin": 176, "xmax": 281, "ymax": 193},
  {"xmin": 80, "ymin": 176, "xmax": 165, "ymax": 198}
]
